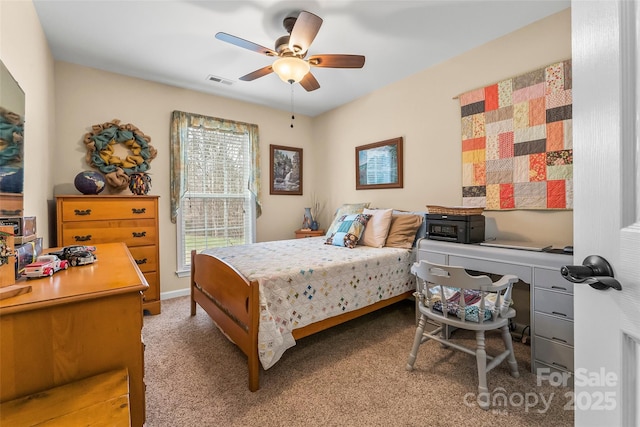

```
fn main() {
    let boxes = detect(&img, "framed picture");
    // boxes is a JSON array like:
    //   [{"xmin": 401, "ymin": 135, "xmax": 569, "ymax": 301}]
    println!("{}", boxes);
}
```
[
  {"xmin": 270, "ymin": 144, "xmax": 303, "ymax": 195},
  {"xmin": 355, "ymin": 137, "xmax": 403, "ymax": 190}
]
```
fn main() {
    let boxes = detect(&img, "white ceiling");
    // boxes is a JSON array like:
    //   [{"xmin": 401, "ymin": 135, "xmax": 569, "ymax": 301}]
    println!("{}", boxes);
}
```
[{"xmin": 33, "ymin": 0, "xmax": 570, "ymax": 117}]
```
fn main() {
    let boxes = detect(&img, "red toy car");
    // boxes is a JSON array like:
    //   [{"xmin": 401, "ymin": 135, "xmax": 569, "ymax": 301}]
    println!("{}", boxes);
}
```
[{"xmin": 23, "ymin": 254, "xmax": 69, "ymax": 278}]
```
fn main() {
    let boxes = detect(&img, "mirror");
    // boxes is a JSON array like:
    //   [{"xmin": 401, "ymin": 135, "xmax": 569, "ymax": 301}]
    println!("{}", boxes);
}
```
[{"xmin": 0, "ymin": 59, "xmax": 25, "ymax": 217}]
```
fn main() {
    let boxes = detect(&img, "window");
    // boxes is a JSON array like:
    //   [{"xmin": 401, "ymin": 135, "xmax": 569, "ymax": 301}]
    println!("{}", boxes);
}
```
[{"xmin": 170, "ymin": 111, "xmax": 261, "ymax": 275}]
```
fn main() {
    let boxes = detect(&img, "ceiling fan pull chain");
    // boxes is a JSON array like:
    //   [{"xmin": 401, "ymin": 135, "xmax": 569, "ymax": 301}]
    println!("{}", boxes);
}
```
[{"xmin": 290, "ymin": 83, "xmax": 295, "ymax": 128}]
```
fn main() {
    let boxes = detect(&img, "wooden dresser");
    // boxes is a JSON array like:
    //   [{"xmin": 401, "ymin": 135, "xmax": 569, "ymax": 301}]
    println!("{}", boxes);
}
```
[
  {"xmin": 56, "ymin": 195, "xmax": 160, "ymax": 315},
  {"xmin": 0, "ymin": 242, "xmax": 147, "ymax": 427}
]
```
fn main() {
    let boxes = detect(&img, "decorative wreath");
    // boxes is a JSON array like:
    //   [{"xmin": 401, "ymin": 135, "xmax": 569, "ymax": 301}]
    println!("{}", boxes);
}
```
[
  {"xmin": 83, "ymin": 119, "xmax": 156, "ymax": 191},
  {"xmin": 0, "ymin": 107, "xmax": 24, "ymax": 167}
]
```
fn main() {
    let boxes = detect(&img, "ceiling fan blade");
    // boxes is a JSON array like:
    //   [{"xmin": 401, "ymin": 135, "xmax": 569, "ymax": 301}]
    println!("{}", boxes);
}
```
[
  {"xmin": 288, "ymin": 11, "xmax": 323, "ymax": 54},
  {"xmin": 308, "ymin": 54, "xmax": 365, "ymax": 68},
  {"xmin": 215, "ymin": 32, "xmax": 277, "ymax": 57},
  {"xmin": 239, "ymin": 65, "xmax": 274, "ymax": 81},
  {"xmin": 299, "ymin": 72, "xmax": 320, "ymax": 92}
]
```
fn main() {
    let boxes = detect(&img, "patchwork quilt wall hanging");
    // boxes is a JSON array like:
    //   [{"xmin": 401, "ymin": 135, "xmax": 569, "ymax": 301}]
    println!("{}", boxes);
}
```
[{"xmin": 459, "ymin": 60, "xmax": 573, "ymax": 210}]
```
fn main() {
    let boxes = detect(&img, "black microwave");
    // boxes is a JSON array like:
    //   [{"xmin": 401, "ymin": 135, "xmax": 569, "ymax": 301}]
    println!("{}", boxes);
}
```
[{"xmin": 426, "ymin": 214, "xmax": 485, "ymax": 244}]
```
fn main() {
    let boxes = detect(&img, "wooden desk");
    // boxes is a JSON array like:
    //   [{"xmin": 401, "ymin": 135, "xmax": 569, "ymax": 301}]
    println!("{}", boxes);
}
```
[
  {"xmin": 417, "ymin": 239, "xmax": 575, "ymax": 381},
  {"xmin": 0, "ymin": 242, "xmax": 147, "ymax": 426}
]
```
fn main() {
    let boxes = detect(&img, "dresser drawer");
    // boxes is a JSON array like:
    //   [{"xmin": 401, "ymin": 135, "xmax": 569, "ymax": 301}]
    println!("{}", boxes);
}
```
[
  {"xmin": 60, "ymin": 198, "xmax": 157, "ymax": 221},
  {"xmin": 534, "ymin": 267, "xmax": 573, "ymax": 294},
  {"xmin": 534, "ymin": 312, "xmax": 574, "ymax": 346},
  {"xmin": 128, "ymin": 245, "xmax": 157, "ymax": 273},
  {"xmin": 60, "ymin": 219, "xmax": 157, "ymax": 247},
  {"xmin": 534, "ymin": 336, "xmax": 574, "ymax": 372},
  {"xmin": 142, "ymin": 272, "xmax": 159, "ymax": 302},
  {"xmin": 534, "ymin": 288, "xmax": 574, "ymax": 319},
  {"xmin": 448, "ymin": 255, "xmax": 532, "ymax": 283},
  {"xmin": 0, "ymin": 193, "xmax": 23, "ymax": 216}
]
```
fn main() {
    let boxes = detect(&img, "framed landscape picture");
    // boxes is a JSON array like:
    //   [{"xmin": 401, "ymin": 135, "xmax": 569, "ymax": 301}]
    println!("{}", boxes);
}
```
[
  {"xmin": 356, "ymin": 137, "xmax": 403, "ymax": 190},
  {"xmin": 270, "ymin": 144, "xmax": 302, "ymax": 195}
]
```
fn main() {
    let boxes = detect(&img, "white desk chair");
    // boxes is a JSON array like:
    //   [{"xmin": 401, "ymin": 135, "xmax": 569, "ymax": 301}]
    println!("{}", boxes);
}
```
[{"xmin": 406, "ymin": 260, "xmax": 520, "ymax": 409}]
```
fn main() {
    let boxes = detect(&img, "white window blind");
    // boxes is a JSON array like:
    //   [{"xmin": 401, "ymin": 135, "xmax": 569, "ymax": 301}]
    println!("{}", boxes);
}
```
[{"xmin": 177, "ymin": 125, "xmax": 254, "ymax": 272}]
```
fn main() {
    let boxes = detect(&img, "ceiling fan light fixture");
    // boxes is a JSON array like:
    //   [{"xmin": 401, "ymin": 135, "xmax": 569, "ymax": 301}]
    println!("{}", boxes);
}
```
[{"xmin": 272, "ymin": 57, "xmax": 310, "ymax": 83}]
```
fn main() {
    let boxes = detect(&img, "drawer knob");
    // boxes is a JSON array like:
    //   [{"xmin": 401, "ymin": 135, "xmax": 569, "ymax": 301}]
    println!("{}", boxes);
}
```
[
  {"xmin": 74, "ymin": 235, "xmax": 92, "ymax": 242},
  {"xmin": 132, "ymin": 231, "xmax": 147, "ymax": 238},
  {"xmin": 74, "ymin": 209, "xmax": 92, "ymax": 216},
  {"xmin": 135, "ymin": 258, "xmax": 148, "ymax": 265},
  {"xmin": 561, "ymin": 255, "xmax": 622, "ymax": 291},
  {"xmin": 132, "ymin": 208, "xmax": 146, "ymax": 214}
]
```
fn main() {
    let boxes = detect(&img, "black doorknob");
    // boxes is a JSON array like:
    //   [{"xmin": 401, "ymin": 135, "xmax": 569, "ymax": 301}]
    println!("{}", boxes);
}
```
[{"xmin": 560, "ymin": 255, "xmax": 622, "ymax": 291}]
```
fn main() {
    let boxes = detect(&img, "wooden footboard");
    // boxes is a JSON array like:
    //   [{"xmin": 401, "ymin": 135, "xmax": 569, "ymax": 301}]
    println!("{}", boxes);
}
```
[{"xmin": 191, "ymin": 250, "xmax": 413, "ymax": 392}]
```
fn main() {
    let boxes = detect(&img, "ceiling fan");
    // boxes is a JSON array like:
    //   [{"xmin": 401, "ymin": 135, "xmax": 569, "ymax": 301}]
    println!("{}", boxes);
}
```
[{"xmin": 215, "ymin": 10, "xmax": 365, "ymax": 92}]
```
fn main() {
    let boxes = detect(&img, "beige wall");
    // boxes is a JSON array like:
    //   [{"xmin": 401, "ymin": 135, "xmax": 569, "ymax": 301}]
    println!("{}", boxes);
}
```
[
  {"xmin": 4, "ymin": 3, "xmax": 572, "ymax": 296},
  {"xmin": 1, "ymin": 0, "xmax": 56, "ymax": 243},
  {"xmin": 53, "ymin": 62, "xmax": 315, "ymax": 294},
  {"xmin": 312, "ymin": 8, "xmax": 573, "ymax": 248}
]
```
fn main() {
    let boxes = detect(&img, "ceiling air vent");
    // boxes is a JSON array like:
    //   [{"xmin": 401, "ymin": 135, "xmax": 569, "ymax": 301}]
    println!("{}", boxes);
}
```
[{"xmin": 206, "ymin": 75, "xmax": 233, "ymax": 85}]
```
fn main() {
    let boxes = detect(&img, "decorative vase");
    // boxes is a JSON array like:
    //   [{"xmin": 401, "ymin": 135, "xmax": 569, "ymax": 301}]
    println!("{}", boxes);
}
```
[
  {"xmin": 302, "ymin": 207, "xmax": 314, "ymax": 230},
  {"xmin": 129, "ymin": 173, "xmax": 152, "ymax": 195},
  {"xmin": 310, "ymin": 220, "xmax": 319, "ymax": 231}
]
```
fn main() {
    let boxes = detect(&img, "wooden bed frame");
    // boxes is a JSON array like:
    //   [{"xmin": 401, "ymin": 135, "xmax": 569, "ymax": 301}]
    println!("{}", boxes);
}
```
[{"xmin": 190, "ymin": 250, "xmax": 413, "ymax": 391}]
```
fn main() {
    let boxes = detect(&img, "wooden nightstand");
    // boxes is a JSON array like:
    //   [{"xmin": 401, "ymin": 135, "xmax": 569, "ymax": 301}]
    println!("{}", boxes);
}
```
[{"xmin": 294, "ymin": 229, "xmax": 325, "ymax": 239}]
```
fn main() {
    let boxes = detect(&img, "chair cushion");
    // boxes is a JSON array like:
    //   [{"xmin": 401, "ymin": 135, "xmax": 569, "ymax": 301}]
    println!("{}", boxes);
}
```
[{"xmin": 428, "ymin": 286, "xmax": 499, "ymax": 322}]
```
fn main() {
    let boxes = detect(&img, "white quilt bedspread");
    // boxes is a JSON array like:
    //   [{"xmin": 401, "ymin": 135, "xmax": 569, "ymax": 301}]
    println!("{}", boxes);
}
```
[{"xmin": 201, "ymin": 237, "xmax": 416, "ymax": 369}]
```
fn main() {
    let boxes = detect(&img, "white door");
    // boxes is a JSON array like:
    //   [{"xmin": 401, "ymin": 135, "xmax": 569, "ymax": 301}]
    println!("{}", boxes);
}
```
[{"xmin": 572, "ymin": 1, "xmax": 640, "ymax": 426}]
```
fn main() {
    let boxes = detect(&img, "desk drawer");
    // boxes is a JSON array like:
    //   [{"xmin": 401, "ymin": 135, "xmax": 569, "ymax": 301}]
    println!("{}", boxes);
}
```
[
  {"xmin": 534, "ymin": 312, "xmax": 574, "ymax": 346},
  {"xmin": 534, "ymin": 267, "xmax": 573, "ymax": 294},
  {"xmin": 448, "ymin": 255, "xmax": 532, "ymax": 283},
  {"xmin": 60, "ymin": 220, "xmax": 157, "ymax": 247},
  {"xmin": 534, "ymin": 336, "xmax": 574, "ymax": 372},
  {"xmin": 417, "ymin": 250, "xmax": 447, "ymax": 265},
  {"xmin": 534, "ymin": 288, "xmax": 574, "ymax": 319},
  {"xmin": 533, "ymin": 361, "xmax": 574, "ymax": 388}
]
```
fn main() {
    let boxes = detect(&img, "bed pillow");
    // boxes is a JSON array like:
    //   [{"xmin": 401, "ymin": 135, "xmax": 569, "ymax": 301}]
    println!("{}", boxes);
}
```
[
  {"xmin": 385, "ymin": 214, "xmax": 424, "ymax": 248},
  {"xmin": 359, "ymin": 208, "xmax": 393, "ymax": 248},
  {"xmin": 325, "ymin": 202, "xmax": 370, "ymax": 238},
  {"xmin": 325, "ymin": 213, "xmax": 371, "ymax": 248},
  {"xmin": 393, "ymin": 210, "xmax": 428, "ymax": 241}
]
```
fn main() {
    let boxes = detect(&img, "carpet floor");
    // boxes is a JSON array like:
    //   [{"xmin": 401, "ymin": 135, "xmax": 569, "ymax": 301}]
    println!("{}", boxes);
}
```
[{"xmin": 142, "ymin": 296, "xmax": 573, "ymax": 426}]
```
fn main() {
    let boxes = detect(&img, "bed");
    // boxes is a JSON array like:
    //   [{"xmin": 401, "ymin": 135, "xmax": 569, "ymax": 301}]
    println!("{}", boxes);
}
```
[{"xmin": 190, "ymin": 208, "xmax": 425, "ymax": 391}]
